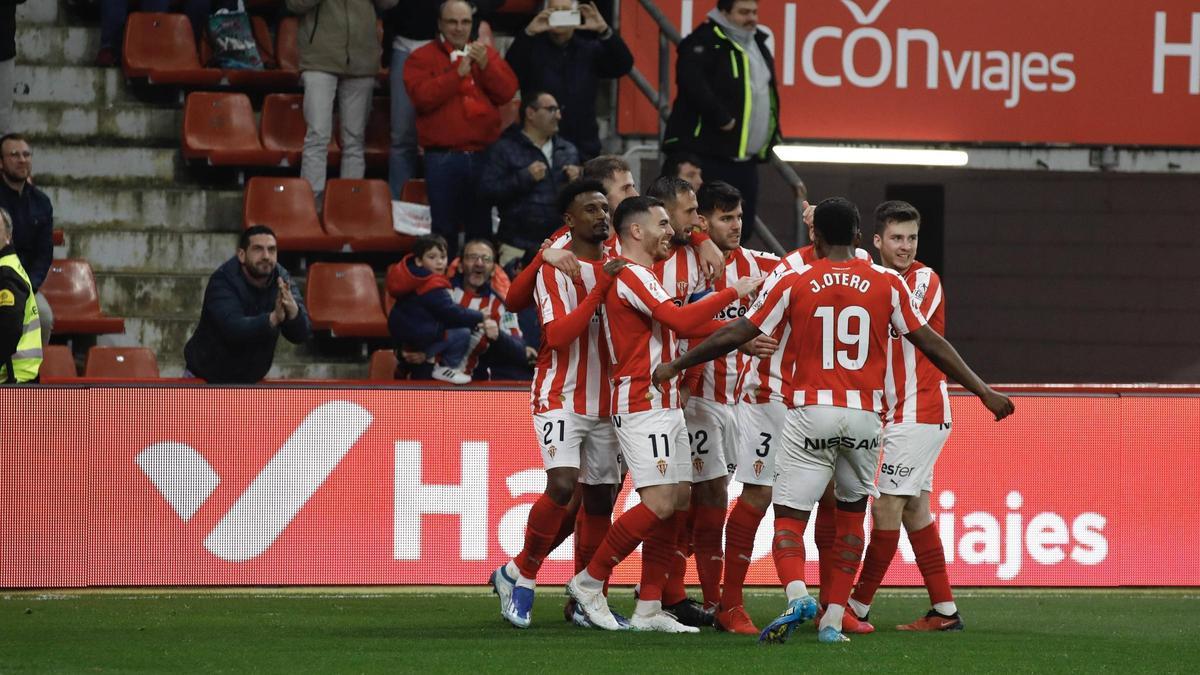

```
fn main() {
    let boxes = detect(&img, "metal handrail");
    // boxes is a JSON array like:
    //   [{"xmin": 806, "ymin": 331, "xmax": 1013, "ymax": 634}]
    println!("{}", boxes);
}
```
[{"xmin": 624, "ymin": 0, "xmax": 804, "ymax": 253}]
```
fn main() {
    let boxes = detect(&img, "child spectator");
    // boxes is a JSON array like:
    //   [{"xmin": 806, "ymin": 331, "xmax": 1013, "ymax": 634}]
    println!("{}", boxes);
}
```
[{"xmin": 386, "ymin": 235, "xmax": 486, "ymax": 384}]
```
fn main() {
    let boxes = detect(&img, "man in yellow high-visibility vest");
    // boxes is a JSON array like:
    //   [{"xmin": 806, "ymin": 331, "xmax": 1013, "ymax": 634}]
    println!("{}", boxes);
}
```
[{"xmin": 0, "ymin": 206, "xmax": 41, "ymax": 383}]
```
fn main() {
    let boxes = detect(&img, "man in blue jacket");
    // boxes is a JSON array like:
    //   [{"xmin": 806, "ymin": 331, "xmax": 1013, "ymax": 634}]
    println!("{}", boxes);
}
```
[
  {"xmin": 480, "ymin": 91, "xmax": 582, "ymax": 268},
  {"xmin": 0, "ymin": 134, "xmax": 53, "ymax": 343},
  {"xmin": 184, "ymin": 226, "xmax": 311, "ymax": 383},
  {"xmin": 506, "ymin": 0, "xmax": 633, "ymax": 160}
]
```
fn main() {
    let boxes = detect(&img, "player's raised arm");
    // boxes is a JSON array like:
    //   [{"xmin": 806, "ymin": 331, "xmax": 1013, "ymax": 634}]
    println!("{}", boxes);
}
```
[
  {"xmin": 904, "ymin": 326, "xmax": 1014, "ymax": 421},
  {"xmin": 653, "ymin": 317, "xmax": 763, "ymax": 388}
]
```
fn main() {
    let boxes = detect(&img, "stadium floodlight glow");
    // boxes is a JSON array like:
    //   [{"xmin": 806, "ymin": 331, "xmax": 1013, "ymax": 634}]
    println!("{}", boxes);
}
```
[{"xmin": 773, "ymin": 145, "xmax": 970, "ymax": 167}]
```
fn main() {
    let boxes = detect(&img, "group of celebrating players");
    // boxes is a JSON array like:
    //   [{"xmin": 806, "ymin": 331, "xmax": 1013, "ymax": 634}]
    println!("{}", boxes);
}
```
[{"xmin": 488, "ymin": 164, "xmax": 1015, "ymax": 644}]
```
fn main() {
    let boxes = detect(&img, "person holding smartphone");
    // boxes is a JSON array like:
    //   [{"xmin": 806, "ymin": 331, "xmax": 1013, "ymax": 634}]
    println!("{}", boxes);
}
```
[{"xmin": 506, "ymin": 0, "xmax": 633, "ymax": 161}]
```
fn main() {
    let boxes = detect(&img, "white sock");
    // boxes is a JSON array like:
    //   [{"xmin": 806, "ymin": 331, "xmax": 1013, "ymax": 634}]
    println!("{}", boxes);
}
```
[
  {"xmin": 504, "ymin": 561, "xmax": 520, "ymax": 581},
  {"xmin": 848, "ymin": 597, "xmax": 870, "ymax": 619},
  {"xmin": 820, "ymin": 603, "xmax": 845, "ymax": 631},
  {"xmin": 575, "ymin": 568, "xmax": 604, "ymax": 591},
  {"xmin": 933, "ymin": 601, "xmax": 958, "ymax": 616},
  {"xmin": 785, "ymin": 580, "xmax": 810, "ymax": 602},
  {"xmin": 515, "ymin": 574, "xmax": 536, "ymax": 590},
  {"xmin": 634, "ymin": 599, "xmax": 661, "ymax": 617}
]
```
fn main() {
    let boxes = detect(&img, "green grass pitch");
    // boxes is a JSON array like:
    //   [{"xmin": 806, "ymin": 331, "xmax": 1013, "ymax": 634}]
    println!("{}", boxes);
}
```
[{"xmin": 1, "ymin": 588, "xmax": 1195, "ymax": 673}]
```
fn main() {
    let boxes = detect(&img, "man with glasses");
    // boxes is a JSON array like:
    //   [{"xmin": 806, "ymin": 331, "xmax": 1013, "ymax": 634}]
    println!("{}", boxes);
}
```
[
  {"xmin": 480, "ymin": 90, "xmax": 581, "ymax": 268},
  {"xmin": 404, "ymin": 0, "xmax": 518, "ymax": 260},
  {"xmin": 450, "ymin": 238, "xmax": 534, "ymax": 380},
  {"xmin": 0, "ymin": 134, "xmax": 53, "ymax": 344}
]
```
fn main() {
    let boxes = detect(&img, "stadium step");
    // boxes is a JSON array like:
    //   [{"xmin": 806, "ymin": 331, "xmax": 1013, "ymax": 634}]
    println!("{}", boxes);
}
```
[
  {"xmin": 101, "ymin": 317, "xmax": 372, "ymax": 380},
  {"xmin": 66, "ymin": 229, "xmax": 238, "ymax": 274},
  {"xmin": 94, "ymin": 272, "xmax": 211, "ymax": 320},
  {"xmin": 16, "ymin": 0, "xmax": 63, "ymax": 26},
  {"xmin": 15, "ymin": 64, "xmax": 134, "ymax": 107},
  {"xmin": 14, "ymin": 101, "xmax": 181, "ymax": 146},
  {"xmin": 33, "ymin": 143, "xmax": 182, "ymax": 184},
  {"xmin": 17, "ymin": 24, "xmax": 100, "ymax": 66},
  {"xmin": 43, "ymin": 186, "xmax": 243, "ymax": 233}
]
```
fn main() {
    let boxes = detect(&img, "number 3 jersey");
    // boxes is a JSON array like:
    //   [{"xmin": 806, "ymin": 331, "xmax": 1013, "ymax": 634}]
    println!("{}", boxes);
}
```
[{"xmin": 745, "ymin": 256, "xmax": 927, "ymax": 413}]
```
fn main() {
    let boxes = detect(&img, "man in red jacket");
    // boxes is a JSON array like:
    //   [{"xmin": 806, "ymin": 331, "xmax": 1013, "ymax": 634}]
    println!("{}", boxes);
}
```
[{"xmin": 404, "ymin": 0, "xmax": 519, "ymax": 260}]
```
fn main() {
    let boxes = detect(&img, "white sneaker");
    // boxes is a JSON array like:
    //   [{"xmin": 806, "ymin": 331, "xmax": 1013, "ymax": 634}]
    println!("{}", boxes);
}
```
[
  {"xmin": 631, "ymin": 610, "xmax": 701, "ymax": 633},
  {"xmin": 432, "ymin": 366, "xmax": 471, "ymax": 385},
  {"xmin": 565, "ymin": 576, "xmax": 620, "ymax": 631}
]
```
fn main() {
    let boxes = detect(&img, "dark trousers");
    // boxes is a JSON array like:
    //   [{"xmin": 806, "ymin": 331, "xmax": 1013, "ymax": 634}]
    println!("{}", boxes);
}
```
[
  {"xmin": 699, "ymin": 155, "xmax": 761, "ymax": 242},
  {"xmin": 424, "ymin": 149, "xmax": 493, "ymax": 260}
]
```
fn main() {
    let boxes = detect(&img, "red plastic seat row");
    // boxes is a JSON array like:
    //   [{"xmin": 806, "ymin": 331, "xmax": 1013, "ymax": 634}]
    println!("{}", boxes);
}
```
[
  {"xmin": 305, "ymin": 262, "xmax": 389, "ymax": 338},
  {"xmin": 41, "ymin": 345, "xmax": 159, "ymax": 381},
  {"xmin": 184, "ymin": 92, "xmax": 391, "ymax": 169},
  {"xmin": 123, "ymin": 12, "xmax": 299, "ymax": 88},
  {"xmin": 39, "ymin": 259, "xmax": 125, "ymax": 335},
  {"xmin": 243, "ymin": 177, "xmax": 418, "ymax": 253}
]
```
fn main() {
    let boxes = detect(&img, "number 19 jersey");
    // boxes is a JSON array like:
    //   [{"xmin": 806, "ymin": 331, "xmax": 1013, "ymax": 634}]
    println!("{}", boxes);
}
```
[{"xmin": 745, "ymin": 257, "xmax": 927, "ymax": 413}]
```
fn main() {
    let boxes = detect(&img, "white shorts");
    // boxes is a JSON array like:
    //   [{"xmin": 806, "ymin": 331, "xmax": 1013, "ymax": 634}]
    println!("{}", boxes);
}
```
[
  {"xmin": 684, "ymin": 396, "xmax": 736, "ymax": 483},
  {"xmin": 733, "ymin": 400, "xmax": 788, "ymax": 487},
  {"xmin": 532, "ymin": 410, "xmax": 623, "ymax": 485},
  {"xmin": 774, "ymin": 405, "xmax": 883, "ymax": 510},
  {"xmin": 612, "ymin": 408, "xmax": 691, "ymax": 489},
  {"xmin": 877, "ymin": 422, "xmax": 951, "ymax": 496}
]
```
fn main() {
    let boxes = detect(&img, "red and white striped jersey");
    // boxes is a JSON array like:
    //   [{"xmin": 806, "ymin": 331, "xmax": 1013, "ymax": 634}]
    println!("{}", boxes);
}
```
[
  {"xmin": 531, "ymin": 260, "xmax": 611, "ymax": 416},
  {"xmin": 884, "ymin": 261, "xmax": 951, "ymax": 425},
  {"xmin": 654, "ymin": 244, "xmax": 707, "ymax": 304},
  {"xmin": 450, "ymin": 284, "xmax": 522, "ymax": 374},
  {"xmin": 739, "ymin": 245, "xmax": 873, "ymax": 405},
  {"xmin": 693, "ymin": 247, "xmax": 779, "ymax": 404},
  {"xmin": 602, "ymin": 262, "xmax": 682, "ymax": 414},
  {"xmin": 745, "ymin": 257, "xmax": 926, "ymax": 413}
]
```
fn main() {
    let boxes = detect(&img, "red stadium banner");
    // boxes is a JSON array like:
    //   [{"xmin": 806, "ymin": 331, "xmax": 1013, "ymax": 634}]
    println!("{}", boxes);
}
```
[
  {"xmin": 1, "ymin": 386, "xmax": 1197, "ymax": 588},
  {"xmin": 617, "ymin": 0, "xmax": 1200, "ymax": 146}
]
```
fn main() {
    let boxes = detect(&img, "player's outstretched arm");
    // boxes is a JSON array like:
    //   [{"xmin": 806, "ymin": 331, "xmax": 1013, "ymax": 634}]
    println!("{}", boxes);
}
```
[
  {"xmin": 653, "ymin": 317, "xmax": 763, "ymax": 389},
  {"xmin": 542, "ymin": 259, "xmax": 625, "ymax": 348},
  {"xmin": 905, "ymin": 325, "xmax": 1015, "ymax": 421}
]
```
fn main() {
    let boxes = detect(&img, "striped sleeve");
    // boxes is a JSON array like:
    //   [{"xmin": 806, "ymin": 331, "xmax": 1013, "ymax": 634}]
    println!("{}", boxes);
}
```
[
  {"xmin": 535, "ymin": 264, "xmax": 570, "ymax": 325},
  {"xmin": 745, "ymin": 267, "xmax": 795, "ymax": 336},
  {"xmin": 888, "ymin": 272, "xmax": 927, "ymax": 335}
]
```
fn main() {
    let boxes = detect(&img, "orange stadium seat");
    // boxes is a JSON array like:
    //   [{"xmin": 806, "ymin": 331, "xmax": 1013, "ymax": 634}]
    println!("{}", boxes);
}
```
[
  {"xmin": 400, "ymin": 179, "xmax": 427, "ymax": 205},
  {"xmin": 243, "ymin": 177, "xmax": 347, "ymax": 252},
  {"xmin": 322, "ymin": 179, "xmax": 412, "ymax": 252},
  {"xmin": 52, "ymin": 229, "xmax": 64, "ymax": 246},
  {"xmin": 84, "ymin": 346, "xmax": 160, "ymax": 379},
  {"xmin": 39, "ymin": 345, "xmax": 79, "ymax": 380},
  {"xmin": 276, "ymin": 17, "xmax": 299, "ymax": 74},
  {"xmin": 40, "ymin": 259, "xmax": 126, "ymax": 335},
  {"xmin": 367, "ymin": 349, "xmax": 399, "ymax": 380},
  {"xmin": 305, "ymin": 262, "xmax": 390, "ymax": 338},
  {"xmin": 218, "ymin": 17, "xmax": 302, "ymax": 89},
  {"xmin": 499, "ymin": 98, "xmax": 521, "ymax": 130},
  {"xmin": 182, "ymin": 92, "xmax": 287, "ymax": 167},
  {"xmin": 260, "ymin": 93, "xmax": 341, "ymax": 167},
  {"xmin": 122, "ymin": 13, "xmax": 224, "ymax": 86}
]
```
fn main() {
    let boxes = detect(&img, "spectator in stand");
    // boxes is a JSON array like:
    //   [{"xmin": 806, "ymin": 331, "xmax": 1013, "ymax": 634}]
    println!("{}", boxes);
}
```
[
  {"xmin": 0, "ymin": 1, "xmax": 24, "ymax": 131},
  {"xmin": 663, "ymin": 0, "xmax": 780, "ymax": 234},
  {"xmin": 659, "ymin": 152, "xmax": 704, "ymax": 192},
  {"xmin": 384, "ymin": 0, "xmax": 505, "ymax": 199},
  {"xmin": 0, "ymin": 134, "xmax": 52, "ymax": 344},
  {"xmin": 94, "ymin": 0, "xmax": 234, "ymax": 67},
  {"xmin": 405, "ymin": 0, "xmax": 518, "ymax": 260},
  {"xmin": 452, "ymin": 239, "xmax": 534, "ymax": 380},
  {"xmin": 0, "ymin": 207, "xmax": 41, "ymax": 384},
  {"xmin": 505, "ymin": 0, "xmax": 633, "ymax": 160},
  {"xmin": 183, "ymin": 226, "xmax": 311, "ymax": 383},
  {"xmin": 285, "ymin": 0, "xmax": 399, "ymax": 201},
  {"xmin": 386, "ymin": 234, "xmax": 488, "ymax": 384},
  {"xmin": 581, "ymin": 154, "xmax": 637, "ymax": 211},
  {"xmin": 480, "ymin": 90, "xmax": 581, "ymax": 268}
]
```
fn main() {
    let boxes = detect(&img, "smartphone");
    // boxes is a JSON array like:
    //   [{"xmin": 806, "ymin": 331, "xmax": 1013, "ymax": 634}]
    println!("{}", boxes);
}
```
[{"xmin": 548, "ymin": 9, "xmax": 582, "ymax": 27}]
